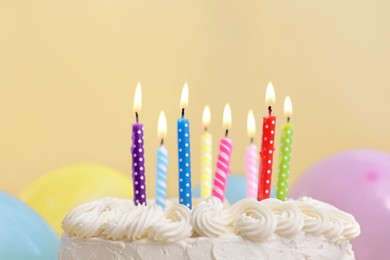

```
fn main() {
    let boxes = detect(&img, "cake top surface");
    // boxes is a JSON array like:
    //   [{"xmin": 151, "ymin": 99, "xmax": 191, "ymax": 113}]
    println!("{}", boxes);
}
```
[{"xmin": 62, "ymin": 197, "xmax": 360, "ymax": 243}]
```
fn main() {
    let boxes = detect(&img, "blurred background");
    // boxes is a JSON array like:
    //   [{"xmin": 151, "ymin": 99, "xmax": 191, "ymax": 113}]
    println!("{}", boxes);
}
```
[{"xmin": 1, "ymin": 0, "xmax": 389, "ymax": 197}]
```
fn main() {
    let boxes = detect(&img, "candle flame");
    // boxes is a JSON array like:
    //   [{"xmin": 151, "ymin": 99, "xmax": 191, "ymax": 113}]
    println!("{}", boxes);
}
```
[
  {"xmin": 223, "ymin": 103, "xmax": 232, "ymax": 130},
  {"xmin": 284, "ymin": 96, "xmax": 293, "ymax": 117},
  {"xmin": 180, "ymin": 83, "xmax": 189, "ymax": 109},
  {"xmin": 202, "ymin": 106, "xmax": 211, "ymax": 128},
  {"xmin": 247, "ymin": 110, "xmax": 256, "ymax": 139},
  {"xmin": 133, "ymin": 82, "xmax": 142, "ymax": 113},
  {"xmin": 265, "ymin": 82, "xmax": 275, "ymax": 105},
  {"xmin": 157, "ymin": 111, "xmax": 167, "ymax": 140}
]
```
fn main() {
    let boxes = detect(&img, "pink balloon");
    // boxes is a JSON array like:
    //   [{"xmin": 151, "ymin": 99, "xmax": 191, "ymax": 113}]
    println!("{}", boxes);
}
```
[{"xmin": 290, "ymin": 150, "xmax": 390, "ymax": 260}]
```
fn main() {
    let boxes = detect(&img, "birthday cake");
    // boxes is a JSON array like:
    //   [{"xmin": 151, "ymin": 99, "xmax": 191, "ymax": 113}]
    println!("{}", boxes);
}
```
[{"xmin": 58, "ymin": 196, "xmax": 360, "ymax": 260}]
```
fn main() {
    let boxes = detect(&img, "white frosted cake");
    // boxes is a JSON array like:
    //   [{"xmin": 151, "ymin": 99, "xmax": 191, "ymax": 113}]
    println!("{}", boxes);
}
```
[{"xmin": 59, "ymin": 196, "xmax": 360, "ymax": 260}]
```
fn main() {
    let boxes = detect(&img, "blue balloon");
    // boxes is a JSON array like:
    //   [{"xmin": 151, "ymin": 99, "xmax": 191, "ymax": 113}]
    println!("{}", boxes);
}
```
[
  {"xmin": 193, "ymin": 174, "xmax": 275, "ymax": 203},
  {"xmin": 0, "ymin": 192, "xmax": 59, "ymax": 260}
]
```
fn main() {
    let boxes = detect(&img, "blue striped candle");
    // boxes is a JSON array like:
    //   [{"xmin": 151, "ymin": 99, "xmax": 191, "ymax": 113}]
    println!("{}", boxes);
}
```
[
  {"xmin": 177, "ymin": 83, "xmax": 192, "ymax": 209},
  {"xmin": 156, "ymin": 145, "xmax": 168, "ymax": 208},
  {"xmin": 156, "ymin": 111, "xmax": 168, "ymax": 208}
]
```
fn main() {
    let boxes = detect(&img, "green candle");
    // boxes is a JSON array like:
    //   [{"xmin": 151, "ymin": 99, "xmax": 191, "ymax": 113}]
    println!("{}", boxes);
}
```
[{"xmin": 277, "ymin": 97, "xmax": 293, "ymax": 201}]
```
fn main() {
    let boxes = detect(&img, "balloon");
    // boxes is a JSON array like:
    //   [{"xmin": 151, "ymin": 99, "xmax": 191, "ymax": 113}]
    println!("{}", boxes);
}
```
[
  {"xmin": 0, "ymin": 192, "xmax": 58, "ymax": 260},
  {"xmin": 290, "ymin": 150, "xmax": 390, "ymax": 260},
  {"xmin": 19, "ymin": 164, "xmax": 132, "ymax": 235},
  {"xmin": 193, "ymin": 174, "xmax": 275, "ymax": 203}
]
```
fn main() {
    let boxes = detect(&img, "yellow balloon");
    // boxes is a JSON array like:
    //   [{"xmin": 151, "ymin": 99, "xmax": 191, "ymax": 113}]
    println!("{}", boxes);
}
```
[{"xmin": 19, "ymin": 164, "xmax": 132, "ymax": 235}]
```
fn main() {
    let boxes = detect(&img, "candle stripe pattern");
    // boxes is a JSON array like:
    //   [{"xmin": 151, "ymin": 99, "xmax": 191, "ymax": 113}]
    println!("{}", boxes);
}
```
[
  {"xmin": 245, "ymin": 144, "xmax": 258, "ymax": 199},
  {"xmin": 177, "ymin": 118, "xmax": 192, "ymax": 209},
  {"xmin": 258, "ymin": 116, "xmax": 276, "ymax": 201},
  {"xmin": 131, "ymin": 123, "xmax": 146, "ymax": 205},
  {"xmin": 156, "ymin": 146, "xmax": 168, "ymax": 208},
  {"xmin": 277, "ymin": 124, "xmax": 293, "ymax": 201},
  {"xmin": 212, "ymin": 138, "xmax": 233, "ymax": 202},
  {"xmin": 201, "ymin": 132, "xmax": 212, "ymax": 197}
]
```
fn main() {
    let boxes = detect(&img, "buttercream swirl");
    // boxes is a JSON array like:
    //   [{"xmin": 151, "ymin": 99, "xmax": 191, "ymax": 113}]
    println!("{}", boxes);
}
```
[
  {"xmin": 191, "ymin": 197, "xmax": 230, "ymax": 237},
  {"xmin": 105, "ymin": 205, "xmax": 163, "ymax": 240},
  {"xmin": 261, "ymin": 198, "xmax": 304, "ymax": 237},
  {"xmin": 228, "ymin": 198, "xmax": 276, "ymax": 241},
  {"xmin": 299, "ymin": 197, "xmax": 360, "ymax": 240},
  {"xmin": 148, "ymin": 204, "xmax": 193, "ymax": 242},
  {"xmin": 62, "ymin": 198, "xmax": 133, "ymax": 238},
  {"xmin": 62, "ymin": 196, "xmax": 360, "ymax": 243}
]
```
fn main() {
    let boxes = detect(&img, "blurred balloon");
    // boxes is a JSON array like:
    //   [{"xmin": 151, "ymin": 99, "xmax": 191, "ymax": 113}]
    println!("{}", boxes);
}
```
[
  {"xmin": 194, "ymin": 174, "xmax": 275, "ymax": 203},
  {"xmin": 19, "ymin": 164, "xmax": 132, "ymax": 235},
  {"xmin": 0, "ymin": 192, "xmax": 58, "ymax": 260},
  {"xmin": 290, "ymin": 150, "xmax": 390, "ymax": 260}
]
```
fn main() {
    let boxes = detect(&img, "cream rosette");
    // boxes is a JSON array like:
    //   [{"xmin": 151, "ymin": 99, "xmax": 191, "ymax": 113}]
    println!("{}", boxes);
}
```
[
  {"xmin": 261, "ymin": 198, "xmax": 304, "ymax": 237},
  {"xmin": 227, "ymin": 198, "xmax": 277, "ymax": 241},
  {"xmin": 147, "ymin": 204, "xmax": 193, "ymax": 242},
  {"xmin": 191, "ymin": 197, "xmax": 230, "ymax": 237}
]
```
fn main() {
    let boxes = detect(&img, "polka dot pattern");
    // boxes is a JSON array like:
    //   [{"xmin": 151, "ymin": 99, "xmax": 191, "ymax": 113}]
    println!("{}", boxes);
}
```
[
  {"xmin": 132, "ymin": 123, "xmax": 146, "ymax": 205},
  {"xmin": 178, "ymin": 118, "xmax": 192, "ymax": 209},
  {"xmin": 276, "ymin": 123, "xmax": 294, "ymax": 201},
  {"xmin": 258, "ymin": 115, "xmax": 276, "ymax": 201}
]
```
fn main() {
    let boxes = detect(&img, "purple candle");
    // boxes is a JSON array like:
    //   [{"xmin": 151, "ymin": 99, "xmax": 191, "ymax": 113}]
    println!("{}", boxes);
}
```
[{"xmin": 131, "ymin": 83, "xmax": 146, "ymax": 205}]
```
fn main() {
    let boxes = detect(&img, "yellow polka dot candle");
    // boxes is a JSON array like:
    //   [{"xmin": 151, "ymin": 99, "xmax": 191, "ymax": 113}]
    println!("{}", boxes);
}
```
[
  {"xmin": 277, "ymin": 96, "xmax": 293, "ymax": 201},
  {"xmin": 201, "ymin": 106, "xmax": 212, "ymax": 198}
]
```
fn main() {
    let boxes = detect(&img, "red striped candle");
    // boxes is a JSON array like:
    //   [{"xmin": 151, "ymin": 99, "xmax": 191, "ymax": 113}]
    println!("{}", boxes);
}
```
[
  {"xmin": 258, "ymin": 82, "xmax": 276, "ymax": 201},
  {"xmin": 212, "ymin": 104, "xmax": 233, "ymax": 202}
]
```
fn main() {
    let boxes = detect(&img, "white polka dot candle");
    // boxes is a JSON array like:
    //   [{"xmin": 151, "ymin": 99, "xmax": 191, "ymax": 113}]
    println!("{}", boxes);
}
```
[
  {"xmin": 156, "ymin": 111, "xmax": 168, "ymax": 208},
  {"xmin": 131, "ymin": 83, "xmax": 146, "ymax": 205},
  {"xmin": 177, "ymin": 83, "xmax": 192, "ymax": 209},
  {"xmin": 245, "ymin": 110, "xmax": 258, "ymax": 199},
  {"xmin": 212, "ymin": 103, "xmax": 233, "ymax": 202},
  {"xmin": 258, "ymin": 82, "xmax": 276, "ymax": 201},
  {"xmin": 277, "ymin": 96, "xmax": 293, "ymax": 201},
  {"xmin": 201, "ymin": 106, "xmax": 212, "ymax": 198}
]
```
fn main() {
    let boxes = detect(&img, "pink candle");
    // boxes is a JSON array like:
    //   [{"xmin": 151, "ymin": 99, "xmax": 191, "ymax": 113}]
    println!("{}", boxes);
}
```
[
  {"xmin": 245, "ymin": 110, "xmax": 258, "ymax": 199},
  {"xmin": 212, "ymin": 104, "xmax": 233, "ymax": 202}
]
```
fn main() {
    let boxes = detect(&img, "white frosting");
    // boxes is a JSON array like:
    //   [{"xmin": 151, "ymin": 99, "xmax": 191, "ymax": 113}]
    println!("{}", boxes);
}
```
[
  {"xmin": 60, "ymin": 196, "xmax": 360, "ymax": 260},
  {"xmin": 59, "ymin": 234, "xmax": 356, "ymax": 260},
  {"xmin": 62, "ymin": 196, "xmax": 360, "ymax": 243}
]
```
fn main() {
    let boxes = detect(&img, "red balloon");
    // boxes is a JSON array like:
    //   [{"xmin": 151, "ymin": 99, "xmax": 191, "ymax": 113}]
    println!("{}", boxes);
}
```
[{"xmin": 290, "ymin": 150, "xmax": 390, "ymax": 259}]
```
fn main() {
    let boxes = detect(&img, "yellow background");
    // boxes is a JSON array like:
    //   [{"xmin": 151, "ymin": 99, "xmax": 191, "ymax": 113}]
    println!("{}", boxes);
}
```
[{"xmin": 1, "ymin": 0, "xmax": 389, "ymax": 198}]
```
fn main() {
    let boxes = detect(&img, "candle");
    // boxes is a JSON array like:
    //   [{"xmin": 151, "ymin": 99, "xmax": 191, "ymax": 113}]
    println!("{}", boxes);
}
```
[
  {"xmin": 131, "ymin": 82, "xmax": 146, "ymax": 205},
  {"xmin": 277, "ymin": 97, "xmax": 293, "ymax": 201},
  {"xmin": 156, "ymin": 111, "xmax": 168, "ymax": 208},
  {"xmin": 257, "ymin": 82, "xmax": 276, "ymax": 201},
  {"xmin": 245, "ymin": 110, "xmax": 258, "ymax": 199},
  {"xmin": 177, "ymin": 83, "xmax": 192, "ymax": 209},
  {"xmin": 212, "ymin": 103, "xmax": 233, "ymax": 202},
  {"xmin": 201, "ymin": 106, "xmax": 212, "ymax": 198}
]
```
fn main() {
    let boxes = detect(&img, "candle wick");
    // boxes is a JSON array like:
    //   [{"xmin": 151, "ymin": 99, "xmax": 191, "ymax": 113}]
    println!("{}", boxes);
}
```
[
  {"xmin": 225, "ymin": 129, "xmax": 229, "ymax": 137},
  {"xmin": 287, "ymin": 117, "xmax": 290, "ymax": 123},
  {"xmin": 268, "ymin": 106, "xmax": 272, "ymax": 116},
  {"xmin": 204, "ymin": 127, "xmax": 208, "ymax": 132},
  {"xmin": 160, "ymin": 138, "xmax": 164, "ymax": 146},
  {"xmin": 250, "ymin": 137, "xmax": 254, "ymax": 144},
  {"xmin": 181, "ymin": 108, "xmax": 185, "ymax": 118},
  {"xmin": 136, "ymin": 112, "xmax": 139, "ymax": 123}
]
